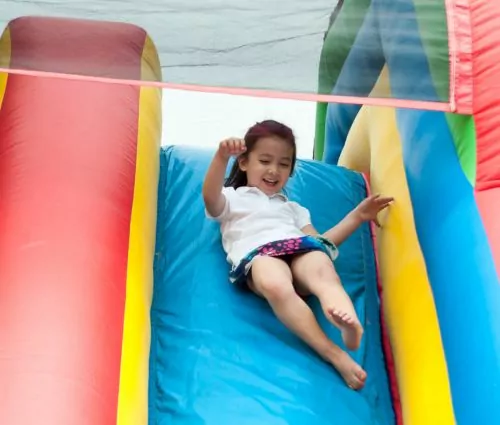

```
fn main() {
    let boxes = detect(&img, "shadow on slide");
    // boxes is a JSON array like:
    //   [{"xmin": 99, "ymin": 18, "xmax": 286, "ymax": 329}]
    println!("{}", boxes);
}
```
[{"xmin": 148, "ymin": 146, "xmax": 395, "ymax": 425}]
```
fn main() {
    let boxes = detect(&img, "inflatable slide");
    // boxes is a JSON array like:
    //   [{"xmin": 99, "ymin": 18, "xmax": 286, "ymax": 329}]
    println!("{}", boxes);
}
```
[{"xmin": 1, "ymin": 1, "xmax": 500, "ymax": 425}]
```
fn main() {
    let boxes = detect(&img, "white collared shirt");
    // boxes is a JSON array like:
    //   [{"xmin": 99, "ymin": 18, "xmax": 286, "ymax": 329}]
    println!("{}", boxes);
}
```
[{"xmin": 207, "ymin": 186, "xmax": 312, "ymax": 266}]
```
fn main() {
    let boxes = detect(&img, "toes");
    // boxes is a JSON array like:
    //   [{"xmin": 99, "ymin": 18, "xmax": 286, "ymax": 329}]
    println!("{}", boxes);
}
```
[
  {"xmin": 347, "ymin": 377, "xmax": 365, "ymax": 390},
  {"xmin": 330, "ymin": 309, "xmax": 351, "ymax": 323},
  {"xmin": 356, "ymin": 369, "xmax": 367, "ymax": 381},
  {"xmin": 331, "ymin": 310, "xmax": 357, "ymax": 326},
  {"xmin": 352, "ymin": 372, "xmax": 367, "ymax": 389},
  {"xmin": 329, "ymin": 309, "xmax": 340, "ymax": 318}
]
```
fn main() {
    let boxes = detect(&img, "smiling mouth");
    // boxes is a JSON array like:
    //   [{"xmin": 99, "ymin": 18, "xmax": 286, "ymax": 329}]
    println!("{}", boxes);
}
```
[{"xmin": 263, "ymin": 178, "xmax": 278, "ymax": 186}]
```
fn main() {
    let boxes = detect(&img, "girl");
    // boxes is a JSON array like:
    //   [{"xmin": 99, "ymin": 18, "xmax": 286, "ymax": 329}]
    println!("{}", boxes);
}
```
[{"xmin": 202, "ymin": 120, "xmax": 393, "ymax": 390}]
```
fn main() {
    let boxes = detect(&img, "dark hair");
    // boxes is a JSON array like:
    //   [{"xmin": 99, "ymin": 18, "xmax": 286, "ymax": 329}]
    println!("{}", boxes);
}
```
[{"xmin": 224, "ymin": 120, "xmax": 297, "ymax": 188}]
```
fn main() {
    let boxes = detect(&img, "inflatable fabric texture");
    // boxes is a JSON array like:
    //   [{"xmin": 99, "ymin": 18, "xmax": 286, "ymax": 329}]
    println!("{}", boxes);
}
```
[
  {"xmin": 0, "ymin": 16, "xmax": 162, "ymax": 425},
  {"xmin": 149, "ymin": 145, "xmax": 395, "ymax": 425},
  {"xmin": 2, "ymin": 1, "xmax": 500, "ymax": 424},
  {"xmin": 315, "ymin": 1, "xmax": 500, "ymax": 424},
  {"xmin": 0, "ymin": 1, "xmax": 466, "ymax": 111},
  {"xmin": 314, "ymin": 0, "xmax": 471, "ymax": 158}
]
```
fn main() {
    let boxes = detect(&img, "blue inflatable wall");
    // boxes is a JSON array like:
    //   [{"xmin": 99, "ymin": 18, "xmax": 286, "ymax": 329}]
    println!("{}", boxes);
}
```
[{"xmin": 148, "ymin": 146, "xmax": 395, "ymax": 425}]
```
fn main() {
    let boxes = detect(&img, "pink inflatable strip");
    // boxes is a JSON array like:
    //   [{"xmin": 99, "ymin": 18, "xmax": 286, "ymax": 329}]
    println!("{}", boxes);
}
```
[
  {"xmin": 445, "ymin": 0, "xmax": 474, "ymax": 114},
  {"xmin": 0, "ymin": 66, "xmax": 453, "ymax": 112},
  {"xmin": 361, "ymin": 173, "xmax": 403, "ymax": 425}
]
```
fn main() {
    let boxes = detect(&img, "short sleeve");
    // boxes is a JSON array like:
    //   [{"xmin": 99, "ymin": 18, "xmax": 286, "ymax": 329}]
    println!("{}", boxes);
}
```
[
  {"xmin": 290, "ymin": 202, "xmax": 312, "ymax": 229},
  {"xmin": 205, "ymin": 187, "xmax": 235, "ymax": 222}
]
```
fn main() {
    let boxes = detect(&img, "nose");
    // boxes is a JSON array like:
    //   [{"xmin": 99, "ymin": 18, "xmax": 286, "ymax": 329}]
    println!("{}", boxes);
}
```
[{"xmin": 268, "ymin": 164, "xmax": 279, "ymax": 175}]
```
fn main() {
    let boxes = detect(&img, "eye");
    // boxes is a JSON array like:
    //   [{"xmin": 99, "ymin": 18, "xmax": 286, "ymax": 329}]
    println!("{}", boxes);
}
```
[
  {"xmin": 280, "ymin": 162, "xmax": 291, "ymax": 168},
  {"xmin": 259, "ymin": 160, "xmax": 270, "ymax": 165}
]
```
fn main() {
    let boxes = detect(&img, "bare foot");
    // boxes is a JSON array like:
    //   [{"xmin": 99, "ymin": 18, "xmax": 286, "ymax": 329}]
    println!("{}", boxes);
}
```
[
  {"xmin": 329, "ymin": 309, "xmax": 364, "ymax": 351},
  {"xmin": 330, "ymin": 350, "xmax": 367, "ymax": 390}
]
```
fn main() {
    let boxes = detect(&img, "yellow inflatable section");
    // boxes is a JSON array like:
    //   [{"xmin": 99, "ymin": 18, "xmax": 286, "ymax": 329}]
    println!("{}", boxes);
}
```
[
  {"xmin": 118, "ymin": 34, "xmax": 162, "ymax": 425},
  {"xmin": 339, "ymin": 67, "xmax": 455, "ymax": 425}
]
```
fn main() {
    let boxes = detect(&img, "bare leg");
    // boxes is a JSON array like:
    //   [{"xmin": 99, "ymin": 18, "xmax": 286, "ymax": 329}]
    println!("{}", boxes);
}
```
[
  {"xmin": 248, "ymin": 255, "xmax": 366, "ymax": 390},
  {"xmin": 291, "ymin": 251, "xmax": 364, "ymax": 351}
]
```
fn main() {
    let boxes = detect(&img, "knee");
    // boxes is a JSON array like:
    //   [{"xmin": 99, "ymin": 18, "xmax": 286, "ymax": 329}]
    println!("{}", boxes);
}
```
[
  {"xmin": 253, "ymin": 278, "xmax": 294, "ymax": 302},
  {"xmin": 294, "ymin": 251, "xmax": 338, "ymax": 281},
  {"xmin": 312, "ymin": 259, "xmax": 339, "ymax": 282},
  {"xmin": 250, "ymin": 256, "xmax": 294, "ymax": 301}
]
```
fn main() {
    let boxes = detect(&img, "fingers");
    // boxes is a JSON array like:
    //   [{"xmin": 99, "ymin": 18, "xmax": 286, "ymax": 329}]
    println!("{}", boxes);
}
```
[
  {"xmin": 369, "ymin": 193, "xmax": 394, "ymax": 202},
  {"xmin": 378, "ymin": 200, "xmax": 393, "ymax": 211},
  {"xmin": 365, "ymin": 194, "xmax": 394, "ymax": 228},
  {"xmin": 368, "ymin": 193, "xmax": 394, "ymax": 208},
  {"xmin": 380, "ymin": 196, "xmax": 395, "ymax": 205},
  {"xmin": 220, "ymin": 137, "xmax": 246, "ymax": 157}
]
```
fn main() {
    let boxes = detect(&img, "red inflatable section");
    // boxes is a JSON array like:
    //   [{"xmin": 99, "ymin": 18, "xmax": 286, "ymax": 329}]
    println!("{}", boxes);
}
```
[
  {"xmin": 471, "ymin": 0, "xmax": 500, "ymax": 278},
  {"xmin": 0, "ymin": 17, "xmax": 146, "ymax": 425}
]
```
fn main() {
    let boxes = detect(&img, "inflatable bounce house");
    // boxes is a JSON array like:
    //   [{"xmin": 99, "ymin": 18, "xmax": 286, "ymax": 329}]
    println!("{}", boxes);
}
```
[{"xmin": 0, "ymin": 1, "xmax": 499, "ymax": 425}]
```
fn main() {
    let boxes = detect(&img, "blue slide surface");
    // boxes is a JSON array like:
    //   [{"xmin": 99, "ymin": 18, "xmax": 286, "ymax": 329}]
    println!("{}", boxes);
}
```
[{"xmin": 148, "ymin": 146, "xmax": 395, "ymax": 425}]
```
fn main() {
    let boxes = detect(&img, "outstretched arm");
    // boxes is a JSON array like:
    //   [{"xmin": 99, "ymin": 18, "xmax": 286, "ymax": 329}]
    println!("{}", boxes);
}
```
[
  {"xmin": 301, "ymin": 194, "xmax": 394, "ymax": 246},
  {"xmin": 324, "ymin": 210, "xmax": 365, "ymax": 246},
  {"xmin": 301, "ymin": 211, "xmax": 363, "ymax": 246},
  {"xmin": 202, "ymin": 138, "xmax": 246, "ymax": 217}
]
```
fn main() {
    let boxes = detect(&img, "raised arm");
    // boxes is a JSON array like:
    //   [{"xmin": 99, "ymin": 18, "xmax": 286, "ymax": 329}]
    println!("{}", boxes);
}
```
[{"xmin": 202, "ymin": 138, "xmax": 246, "ymax": 217}]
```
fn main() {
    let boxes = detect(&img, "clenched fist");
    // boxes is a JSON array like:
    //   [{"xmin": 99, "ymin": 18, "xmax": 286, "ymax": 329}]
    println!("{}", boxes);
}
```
[{"xmin": 217, "ymin": 138, "xmax": 247, "ymax": 160}]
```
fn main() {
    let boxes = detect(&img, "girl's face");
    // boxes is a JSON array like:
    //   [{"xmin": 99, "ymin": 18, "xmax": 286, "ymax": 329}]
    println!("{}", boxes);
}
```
[{"xmin": 238, "ymin": 136, "xmax": 294, "ymax": 196}]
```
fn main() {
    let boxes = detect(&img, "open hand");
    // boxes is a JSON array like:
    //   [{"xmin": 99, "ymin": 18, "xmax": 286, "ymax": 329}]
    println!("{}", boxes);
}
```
[
  {"xmin": 217, "ymin": 137, "xmax": 246, "ymax": 160},
  {"xmin": 355, "ymin": 194, "xmax": 394, "ymax": 227}
]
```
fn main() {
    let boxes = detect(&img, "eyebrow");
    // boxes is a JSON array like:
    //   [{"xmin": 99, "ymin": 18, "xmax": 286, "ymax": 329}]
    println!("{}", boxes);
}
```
[{"xmin": 258, "ymin": 153, "xmax": 291, "ymax": 161}]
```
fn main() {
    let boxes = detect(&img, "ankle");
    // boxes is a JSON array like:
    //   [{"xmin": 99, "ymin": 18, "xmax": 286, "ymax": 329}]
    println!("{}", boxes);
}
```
[{"xmin": 323, "ymin": 343, "xmax": 345, "ymax": 363}]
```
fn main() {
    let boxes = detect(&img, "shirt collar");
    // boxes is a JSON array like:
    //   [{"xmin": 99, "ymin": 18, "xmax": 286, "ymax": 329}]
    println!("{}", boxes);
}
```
[{"xmin": 236, "ymin": 186, "xmax": 288, "ymax": 201}]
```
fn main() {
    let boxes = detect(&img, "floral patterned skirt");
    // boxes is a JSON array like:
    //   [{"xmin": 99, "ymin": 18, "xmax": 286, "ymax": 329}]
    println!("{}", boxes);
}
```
[{"xmin": 229, "ymin": 235, "xmax": 338, "ymax": 286}]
